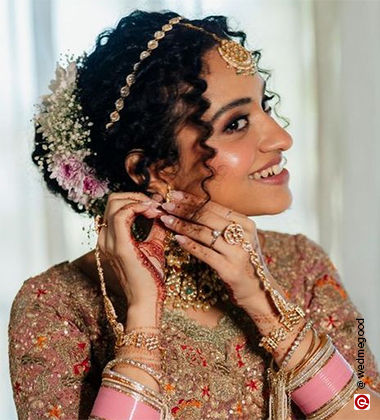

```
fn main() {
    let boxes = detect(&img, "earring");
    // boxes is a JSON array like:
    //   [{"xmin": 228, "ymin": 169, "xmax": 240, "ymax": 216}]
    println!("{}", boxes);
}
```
[{"xmin": 165, "ymin": 184, "xmax": 173, "ymax": 203}]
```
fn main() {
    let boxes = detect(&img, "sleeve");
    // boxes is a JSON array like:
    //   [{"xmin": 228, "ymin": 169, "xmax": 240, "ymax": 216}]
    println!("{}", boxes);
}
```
[
  {"xmin": 8, "ymin": 276, "xmax": 96, "ymax": 420},
  {"xmin": 295, "ymin": 233, "xmax": 380, "ymax": 394}
]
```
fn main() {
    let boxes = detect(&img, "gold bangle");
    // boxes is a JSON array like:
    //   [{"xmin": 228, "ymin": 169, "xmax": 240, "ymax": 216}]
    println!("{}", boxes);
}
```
[
  {"xmin": 102, "ymin": 368, "xmax": 164, "ymax": 402},
  {"xmin": 290, "ymin": 333, "xmax": 328, "ymax": 378},
  {"xmin": 259, "ymin": 325, "xmax": 289, "ymax": 353},
  {"xmin": 105, "ymin": 357, "xmax": 163, "ymax": 386},
  {"xmin": 101, "ymin": 380, "xmax": 163, "ymax": 412},
  {"xmin": 280, "ymin": 321, "xmax": 314, "ymax": 370},
  {"xmin": 288, "ymin": 336, "xmax": 335, "ymax": 393}
]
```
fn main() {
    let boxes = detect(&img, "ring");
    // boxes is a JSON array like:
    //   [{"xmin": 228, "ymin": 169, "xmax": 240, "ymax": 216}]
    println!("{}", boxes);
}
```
[
  {"xmin": 210, "ymin": 229, "xmax": 222, "ymax": 249},
  {"xmin": 94, "ymin": 215, "xmax": 108, "ymax": 234},
  {"xmin": 222, "ymin": 221, "xmax": 245, "ymax": 245}
]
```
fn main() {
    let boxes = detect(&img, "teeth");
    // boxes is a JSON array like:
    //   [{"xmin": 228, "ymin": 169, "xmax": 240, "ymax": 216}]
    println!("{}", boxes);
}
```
[{"xmin": 249, "ymin": 156, "xmax": 287, "ymax": 180}]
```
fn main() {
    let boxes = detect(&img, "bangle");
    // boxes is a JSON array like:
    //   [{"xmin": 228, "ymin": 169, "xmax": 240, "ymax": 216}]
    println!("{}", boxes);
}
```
[
  {"xmin": 307, "ymin": 374, "xmax": 358, "ymax": 419},
  {"xmin": 102, "ymin": 369, "xmax": 164, "ymax": 402},
  {"xmin": 259, "ymin": 325, "xmax": 289, "ymax": 353},
  {"xmin": 90, "ymin": 385, "xmax": 162, "ymax": 420},
  {"xmin": 288, "ymin": 334, "xmax": 334, "ymax": 393},
  {"xmin": 280, "ymin": 320, "xmax": 314, "ymax": 370},
  {"xmin": 291, "ymin": 346, "xmax": 356, "ymax": 415},
  {"xmin": 106, "ymin": 357, "xmax": 163, "ymax": 386}
]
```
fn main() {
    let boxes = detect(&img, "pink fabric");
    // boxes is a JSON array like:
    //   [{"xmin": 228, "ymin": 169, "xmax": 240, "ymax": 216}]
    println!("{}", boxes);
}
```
[
  {"xmin": 90, "ymin": 385, "xmax": 160, "ymax": 420},
  {"xmin": 291, "ymin": 348, "xmax": 354, "ymax": 414},
  {"xmin": 8, "ymin": 232, "xmax": 380, "ymax": 419}
]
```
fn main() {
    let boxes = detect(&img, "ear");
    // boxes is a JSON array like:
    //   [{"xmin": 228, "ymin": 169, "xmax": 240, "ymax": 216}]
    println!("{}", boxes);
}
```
[{"xmin": 124, "ymin": 150, "xmax": 178, "ymax": 197}]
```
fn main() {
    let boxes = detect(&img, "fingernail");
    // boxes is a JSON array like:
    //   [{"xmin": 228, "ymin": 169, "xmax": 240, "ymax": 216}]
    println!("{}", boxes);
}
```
[
  {"xmin": 151, "ymin": 193, "xmax": 164, "ymax": 203},
  {"xmin": 161, "ymin": 202, "xmax": 175, "ymax": 211},
  {"xmin": 142, "ymin": 200, "xmax": 160, "ymax": 207},
  {"xmin": 160, "ymin": 215, "xmax": 174, "ymax": 224},
  {"xmin": 174, "ymin": 235, "xmax": 187, "ymax": 244},
  {"xmin": 171, "ymin": 190, "xmax": 184, "ymax": 199}
]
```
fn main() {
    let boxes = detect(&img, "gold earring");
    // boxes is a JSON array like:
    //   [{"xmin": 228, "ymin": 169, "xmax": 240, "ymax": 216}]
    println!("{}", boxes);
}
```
[{"xmin": 165, "ymin": 184, "xmax": 173, "ymax": 203}]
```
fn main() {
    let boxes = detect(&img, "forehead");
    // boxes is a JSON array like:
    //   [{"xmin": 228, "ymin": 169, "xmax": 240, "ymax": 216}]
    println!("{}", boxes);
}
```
[{"xmin": 201, "ymin": 47, "xmax": 265, "ymax": 118}]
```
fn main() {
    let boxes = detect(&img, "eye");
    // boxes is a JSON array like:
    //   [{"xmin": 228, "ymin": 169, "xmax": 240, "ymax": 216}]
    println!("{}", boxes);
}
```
[
  {"xmin": 262, "ymin": 94, "xmax": 274, "ymax": 114},
  {"xmin": 224, "ymin": 114, "xmax": 249, "ymax": 134}
]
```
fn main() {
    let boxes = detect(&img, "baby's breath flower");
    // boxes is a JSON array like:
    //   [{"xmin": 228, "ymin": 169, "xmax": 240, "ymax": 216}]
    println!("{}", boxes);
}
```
[{"xmin": 33, "ymin": 53, "xmax": 110, "ymax": 217}]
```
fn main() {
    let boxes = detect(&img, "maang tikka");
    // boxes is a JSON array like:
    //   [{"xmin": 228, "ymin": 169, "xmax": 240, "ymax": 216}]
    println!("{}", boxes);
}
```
[
  {"xmin": 162, "ymin": 185, "xmax": 230, "ymax": 311},
  {"xmin": 106, "ymin": 15, "xmax": 258, "ymax": 130}
]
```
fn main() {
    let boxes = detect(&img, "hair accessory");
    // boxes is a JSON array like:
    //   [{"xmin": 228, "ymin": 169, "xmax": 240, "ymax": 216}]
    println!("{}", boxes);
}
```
[
  {"xmin": 33, "ymin": 53, "xmax": 110, "ymax": 216},
  {"xmin": 105, "ymin": 16, "xmax": 184, "ymax": 131},
  {"xmin": 105, "ymin": 16, "xmax": 258, "ymax": 131},
  {"xmin": 178, "ymin": 22, "xmax": 257, "ymax": 76}
]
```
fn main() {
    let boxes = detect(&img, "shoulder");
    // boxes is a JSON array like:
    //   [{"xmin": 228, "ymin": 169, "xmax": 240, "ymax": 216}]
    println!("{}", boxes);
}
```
[
  {"xmin": 258, "ymin": 229, "xmax": 330, "ymax": 266},
  {"xmin": 9, "ymin": 260, "xmax": 104, "ymax": 330}
]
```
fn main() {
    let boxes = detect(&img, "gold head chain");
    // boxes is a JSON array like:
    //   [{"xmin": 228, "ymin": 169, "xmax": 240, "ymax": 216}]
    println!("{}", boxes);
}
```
[{"xmin": 105, "ymin": 15, "xmax": 258, "ymax": 130}]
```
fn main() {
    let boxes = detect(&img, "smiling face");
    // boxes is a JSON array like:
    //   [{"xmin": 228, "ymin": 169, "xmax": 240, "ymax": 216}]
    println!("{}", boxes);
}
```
[
  {"xmin": 170, "ymin": 47, "xmax": 293, "ymax": 216},
  {"xmin": 126, "ymin": 46, "xmax": 293, "ymax": 216}
]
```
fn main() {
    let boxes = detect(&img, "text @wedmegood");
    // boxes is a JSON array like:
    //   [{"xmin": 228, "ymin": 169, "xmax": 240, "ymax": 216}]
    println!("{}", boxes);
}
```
[
  {"xmin": 356, "ymin": 318, "xmax": 366, "ymax": 389},
  {"xmin": 354, "ymin": 319, "xmax": 371, "ymax": 410}
]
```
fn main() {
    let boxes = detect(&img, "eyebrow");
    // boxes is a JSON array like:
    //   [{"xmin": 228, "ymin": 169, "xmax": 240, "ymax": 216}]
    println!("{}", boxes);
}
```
[{"xmin": 209, "ymin": 79, "xmax": 267, "ymax": 125}]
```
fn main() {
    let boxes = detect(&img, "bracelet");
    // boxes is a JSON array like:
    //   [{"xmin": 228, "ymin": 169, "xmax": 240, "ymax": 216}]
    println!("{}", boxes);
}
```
[
  {"xmin": 102, "ymin": 365, "xmax": 165, "ymax": 401},
  {"xmin": 288, "ymin": 334, "xmax": 334, "ymax": 393},
  {"xmin": 118, "ymin": 329, "xmax": 162, "ymax": 351},
  {"xmin": 105, "ymin": 357, "xmax": 164, "ymax": 386},
  {"xmin": 280, "ymin": 320, "xmax": 314, "ymax": 370},
  {"xmin": 90, "ymin": 384, "xmax": 163, "ymax": 420},
  {"xmin": 291, "ymin": 346, "xmax": 357, "ymax": 416},
  {"xmin": 306, "ymin": 374, "xmax": 359, "ymax": 419},
  {"xmin": 259, "ymin": 325, "xmax": 289, "ymax": 353}
]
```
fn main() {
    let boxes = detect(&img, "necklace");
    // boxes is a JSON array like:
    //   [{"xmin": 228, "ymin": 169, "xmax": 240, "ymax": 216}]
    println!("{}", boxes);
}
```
[{"xmin": 162, "ymin": 230, "xmax": 230, "ymax": 311}]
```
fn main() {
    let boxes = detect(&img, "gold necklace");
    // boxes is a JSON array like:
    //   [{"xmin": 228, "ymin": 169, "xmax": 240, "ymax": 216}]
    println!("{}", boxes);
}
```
[{"xmin": 162, "ymin": 230, "xmax": 230, "ymax": 311}]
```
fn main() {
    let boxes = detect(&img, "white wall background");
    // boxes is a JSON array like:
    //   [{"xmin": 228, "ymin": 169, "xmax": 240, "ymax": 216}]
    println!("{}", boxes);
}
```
[{"xmin": 1, "ymin": 0, "xmax": 379, "ymax": 418}]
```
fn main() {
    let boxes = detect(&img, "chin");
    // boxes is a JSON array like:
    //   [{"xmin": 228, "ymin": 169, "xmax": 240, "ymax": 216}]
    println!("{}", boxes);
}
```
[{"xmin": 247, "ymin": 190, "xmax": 293, "ymax": 216}]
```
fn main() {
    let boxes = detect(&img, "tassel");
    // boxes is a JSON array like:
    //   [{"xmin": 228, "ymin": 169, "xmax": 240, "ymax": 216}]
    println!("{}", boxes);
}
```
[{"xmin": 267, "ymin": 366, "xmax": 289, "ymax": 420}]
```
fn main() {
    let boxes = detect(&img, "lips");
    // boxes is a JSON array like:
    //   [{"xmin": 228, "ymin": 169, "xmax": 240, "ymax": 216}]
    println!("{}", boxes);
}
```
[{"xmin": 250, "ymin": 156, "xmax": 282, "ymax": 174}]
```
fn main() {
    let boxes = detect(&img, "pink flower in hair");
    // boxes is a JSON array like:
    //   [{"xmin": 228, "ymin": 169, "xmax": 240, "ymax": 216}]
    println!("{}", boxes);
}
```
[{"xmin": 83, "ymin": 175, "xmax": 109, "ymax": 198}]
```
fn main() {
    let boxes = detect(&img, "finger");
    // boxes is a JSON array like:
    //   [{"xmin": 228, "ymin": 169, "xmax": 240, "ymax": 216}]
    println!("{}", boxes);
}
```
[
  {"xmin": 159, "ymin": 214, "xmax": 236, "ymax": 256},
  {"xmin": 165, "ymin": 190, "xmax": 250, "ymax": 229},
  {"xmin": 173, "ymin": 234, "xmax": 224, "ymax": 272},
  {"xmin": 110, "ymin": 202, "xmax": 163, "ymax": 255}
]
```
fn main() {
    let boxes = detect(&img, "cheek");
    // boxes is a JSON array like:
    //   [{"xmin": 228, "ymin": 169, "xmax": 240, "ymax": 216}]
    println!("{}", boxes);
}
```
[{"xmin": 210, "ymin": 140, "xmax": 255, "ymax": 177}]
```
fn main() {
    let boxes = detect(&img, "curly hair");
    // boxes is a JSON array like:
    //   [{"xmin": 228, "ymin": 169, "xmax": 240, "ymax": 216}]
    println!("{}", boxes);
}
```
[{"xmin": 31, "ymin": 9, "xmax": 288, "ymax": 219}]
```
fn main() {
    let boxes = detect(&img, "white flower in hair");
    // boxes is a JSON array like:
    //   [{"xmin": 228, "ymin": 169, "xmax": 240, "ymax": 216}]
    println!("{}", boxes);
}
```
[{"xmin": 33, "ymin": 53, "xmax": 110, "ymax": 215}]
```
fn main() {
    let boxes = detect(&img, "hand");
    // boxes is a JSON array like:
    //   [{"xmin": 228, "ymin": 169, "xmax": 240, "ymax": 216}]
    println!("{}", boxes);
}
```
[
  {"xmin": 158, "ymin": 189, "xmax": 273, "ymax": 309},
  {"xmin": 96, "ymin": 191, "xmax": 167, "ymax": 326}
]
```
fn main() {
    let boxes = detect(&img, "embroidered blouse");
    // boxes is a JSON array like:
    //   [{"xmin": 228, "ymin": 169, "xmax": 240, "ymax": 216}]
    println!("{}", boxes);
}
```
[{"xmin": 8, "ymin": 230, "xmax": 380, "ymax": 419}]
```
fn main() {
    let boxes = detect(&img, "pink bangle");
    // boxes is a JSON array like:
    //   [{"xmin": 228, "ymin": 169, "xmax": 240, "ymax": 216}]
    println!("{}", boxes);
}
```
[
  {"xmin": 90, "ymin": 385, "xmax": 161, "ymax": 420},
  {"xmin": 291, "ymin": 347, "xmax": 354, "ymax": 415}
]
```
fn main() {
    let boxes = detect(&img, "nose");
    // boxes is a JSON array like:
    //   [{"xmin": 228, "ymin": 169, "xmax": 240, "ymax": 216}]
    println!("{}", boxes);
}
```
[{"xmin": 257, "ymin": 117, "xmax": 293, "ymax": 152}]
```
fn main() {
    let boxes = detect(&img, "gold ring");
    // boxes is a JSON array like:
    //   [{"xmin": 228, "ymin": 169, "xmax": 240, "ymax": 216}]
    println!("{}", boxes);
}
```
[{"xmin": 222, "ymin": 221, "xmax": 245, "ymax": 245}]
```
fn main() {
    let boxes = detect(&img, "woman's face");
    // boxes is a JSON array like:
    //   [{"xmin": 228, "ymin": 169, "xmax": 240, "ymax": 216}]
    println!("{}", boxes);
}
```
[{"xmin": 170, "ymin": 47, "xmax": 293, "ymax": 217}]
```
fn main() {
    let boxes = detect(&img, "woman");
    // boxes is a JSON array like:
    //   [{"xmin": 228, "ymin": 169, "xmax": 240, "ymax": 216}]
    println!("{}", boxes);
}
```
[{"xmin": 8, "ymin": 10, "xmax": 380, "ymax": 419}]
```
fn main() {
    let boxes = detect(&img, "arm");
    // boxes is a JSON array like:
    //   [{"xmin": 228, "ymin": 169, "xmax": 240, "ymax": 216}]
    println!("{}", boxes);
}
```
[
  {"xmin": 89, "ymin": 302, "xmax": 165, "ymax": 419},
  {"xmin": 243, "ymin": 233, "xmax": 380, "ymax": 418},
  {"xmin": 297, "ymin": 233, "xmax": 380, "ymax": 418},
  {"xmin": 8, "ymin": 278, "xmax": 95, "ymax": 419}
]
